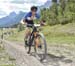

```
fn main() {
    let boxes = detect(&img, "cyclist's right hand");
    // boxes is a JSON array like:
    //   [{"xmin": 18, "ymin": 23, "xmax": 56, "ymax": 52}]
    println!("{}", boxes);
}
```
[
  {"xmin": 22, "ymin": 19, "xmax": 27, "ymax": 25},
  {"xmin": 20, "ymin": 19, "xmax": 25, "ymax": 24}
]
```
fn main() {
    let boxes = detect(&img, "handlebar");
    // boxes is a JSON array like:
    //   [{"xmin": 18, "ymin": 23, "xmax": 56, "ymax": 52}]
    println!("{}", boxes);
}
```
[{"xmin": 26, "ymin": 24, "xmax": 41, "ymax": 27}]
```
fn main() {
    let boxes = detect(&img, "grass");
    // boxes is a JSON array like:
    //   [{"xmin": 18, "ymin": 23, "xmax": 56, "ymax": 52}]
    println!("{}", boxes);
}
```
[
  {"xmin": 0, "ymin": 44, "xmax": 5, "ymax": 51},
  {"xmin": 0, "ymin": 64, "xmax": 15, "ymax": 66},
  {"xmin": 46, "ymin": 35, "xmax": 75, "ymax": 44},
  {"xmin": 6, "ymin": 23, "xmax": 75, "ymax": 46},
  {"xmin": 0, "ymin": 44, "xmax": 16, "ymax": 66},
  {"xmin": 6, "ymin": 30, "xmax": 24, "ymax": 42},
  {"xmin": 41, "ymin": 23, "xmax": 75, "ymax": 44}
]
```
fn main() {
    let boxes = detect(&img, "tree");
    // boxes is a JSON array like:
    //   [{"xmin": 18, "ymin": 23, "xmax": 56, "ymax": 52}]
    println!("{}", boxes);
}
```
[
  {"xmin": 52, "ymin": 0, "xmax": 57, "ymax": 2},
  {"xmin": 59, "ymin": 0, "xmax": 66, "ymax": 15},
  {"xmin": 40, "ymin": 0, "xmax": 75, "ymax": 25}
]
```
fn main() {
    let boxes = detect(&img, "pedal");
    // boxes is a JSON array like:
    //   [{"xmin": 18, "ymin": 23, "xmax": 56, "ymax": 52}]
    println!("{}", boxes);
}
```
[
  {"xmin": 38, "ymin": 45, "xmax": 42, "ymax": 49},
  {"xmin": 25, "ymin": 41, "xmax": 29, "ymax": 46}
]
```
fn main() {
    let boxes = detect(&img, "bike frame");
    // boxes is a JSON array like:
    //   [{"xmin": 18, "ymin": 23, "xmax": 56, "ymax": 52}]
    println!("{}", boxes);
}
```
[{"xmin": 27, "ymin": 25, "xmax": 40, "ymax": 53}]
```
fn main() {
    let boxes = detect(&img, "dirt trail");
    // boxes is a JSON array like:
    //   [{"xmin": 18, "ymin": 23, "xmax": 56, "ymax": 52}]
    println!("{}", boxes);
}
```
[
  {"xmin": 2, "ymin": 40, "xmax": 75, "ymax": 66},
  {"xmin": 2, "ymin": 40, "xmax": 44, "ymax": 66}
]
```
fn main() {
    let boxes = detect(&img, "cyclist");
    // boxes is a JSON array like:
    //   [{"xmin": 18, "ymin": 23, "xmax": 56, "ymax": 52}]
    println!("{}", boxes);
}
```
[{"xmin": 23, "ymin": 6, "xmax": 40, "ymax": 49}]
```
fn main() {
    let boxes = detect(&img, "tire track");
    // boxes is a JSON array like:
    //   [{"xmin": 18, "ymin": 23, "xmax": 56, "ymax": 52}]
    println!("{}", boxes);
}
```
[{"xmin": 1, "ymin": 40, "xmax": 44, "ymax": 66}]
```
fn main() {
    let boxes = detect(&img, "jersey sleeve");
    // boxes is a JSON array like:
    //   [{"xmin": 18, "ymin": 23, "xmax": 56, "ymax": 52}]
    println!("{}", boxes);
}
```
[
  {"xmin": 23, "ymin": 12, "xmax": 40, "ymax": 20},
  {"xmin": 24, "ymin": 12, "xmax": 31, "ymax": 20}
]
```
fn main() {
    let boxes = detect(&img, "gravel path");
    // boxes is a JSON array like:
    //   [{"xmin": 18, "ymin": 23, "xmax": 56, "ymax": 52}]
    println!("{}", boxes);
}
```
[
  {"xmin": 13, "ymin": 42, "xmax": 75, "ymax": 66},
  {"xmin": 1, "ymin": 40, "xmax": 75, "ymax": 66},
  {"xmin": 2, "ymin": 40, "xmax": 44, "ymax": 66}
]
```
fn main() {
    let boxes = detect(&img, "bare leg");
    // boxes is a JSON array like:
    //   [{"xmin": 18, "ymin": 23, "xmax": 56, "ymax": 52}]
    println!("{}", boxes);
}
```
[
  {"xmin": 25, "ymin": 27, "xmax": 31, "ymax": 40},
  {"xmin": 34, "ymin": 32, "xmax": 40, "ymax": 48},
  {"xmin": 24, "ymin": 27, "xmax": 31, "ymax": 46},
  {"xmin": 35, "ymin": 37, "xmax": 40, "ymax": 48}
]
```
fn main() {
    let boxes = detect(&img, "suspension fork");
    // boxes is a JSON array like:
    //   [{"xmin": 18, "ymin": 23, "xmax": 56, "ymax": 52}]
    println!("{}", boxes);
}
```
[{"xmin": 27, "ymin": 32, "xmax": 34, "ymax": 54}]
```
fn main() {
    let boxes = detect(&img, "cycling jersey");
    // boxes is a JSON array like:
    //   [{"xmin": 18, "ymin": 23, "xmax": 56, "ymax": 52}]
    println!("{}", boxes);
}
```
[{"xmin": 24, "ymin": 12, "xmax": 40, "ymax": 25}]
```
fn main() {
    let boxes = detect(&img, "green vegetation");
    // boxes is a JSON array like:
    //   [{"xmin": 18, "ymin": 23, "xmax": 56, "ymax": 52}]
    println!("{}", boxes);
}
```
[
  {"xmin": 6, "ymin": 22, "xmax": 75, "ymax": 47},
  {"xmin": 0, "ymin": 64, "xmax": 15, "ymax": 66},
  {"xmin": 0, "ymin": 44, "xmax": 16, "ymax": 66},
  {"xmin": 42, "ymin": 23, "xmax": 75, "ymax": 44},
  {"xmin": 0, "ymin": 45, "xmax": 4, "ymax": 51},
  {"xmin": 6, "ymin": 29, "xmax": 24, "ymax": 42},
  {"xmin": 41, "ymin": 0, "xmax": 75, "ymax": 25}
]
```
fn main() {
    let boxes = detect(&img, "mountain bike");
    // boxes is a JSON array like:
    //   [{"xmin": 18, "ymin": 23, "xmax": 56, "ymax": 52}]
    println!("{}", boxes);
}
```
[{"xmin": 24, "ymin": 24, "xmax": 47, "ymax": 61}]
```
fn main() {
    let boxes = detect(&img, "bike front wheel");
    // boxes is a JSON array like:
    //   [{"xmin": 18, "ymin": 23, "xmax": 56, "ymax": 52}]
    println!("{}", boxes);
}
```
[{"xmin": 34, "ymin": 33, "xmax": 47, "ymax": 61}]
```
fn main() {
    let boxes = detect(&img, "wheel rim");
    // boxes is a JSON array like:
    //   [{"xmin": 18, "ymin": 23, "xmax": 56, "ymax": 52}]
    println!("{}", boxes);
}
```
[{"xmin": 35, "ymin": 35, "xmax": 47, "ymax": 60}]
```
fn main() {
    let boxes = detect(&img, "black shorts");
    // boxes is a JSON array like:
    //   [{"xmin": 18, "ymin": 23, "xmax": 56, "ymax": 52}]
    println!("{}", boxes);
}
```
[{"xmin": 25, "ymin": 19, "xmax": 34, "ymax": 28}]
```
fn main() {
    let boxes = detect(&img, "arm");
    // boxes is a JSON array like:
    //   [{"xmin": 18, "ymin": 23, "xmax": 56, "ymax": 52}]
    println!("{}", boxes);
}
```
[
  {"xmin": 23, "ymin": 12, "xmax": 31, "ymax": 24},
  {"xmin": 23, "ymin": 12, "xmax": 40, "ymax": 23},
  {"xmin": 24, "ymin": 12, "xmax": 34, "ymax": 20}
]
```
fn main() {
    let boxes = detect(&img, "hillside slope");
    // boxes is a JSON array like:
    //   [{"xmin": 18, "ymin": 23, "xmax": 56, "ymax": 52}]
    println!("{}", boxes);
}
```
[{"xmin": 4, "ymin": 23, "xmax": 75, "ymax": 45}]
